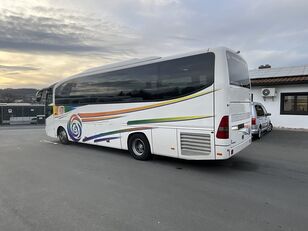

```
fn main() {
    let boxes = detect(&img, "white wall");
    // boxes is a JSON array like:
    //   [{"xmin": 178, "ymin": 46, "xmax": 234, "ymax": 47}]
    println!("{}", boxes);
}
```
[{"xmin": 251, "ymin": 84, "xmax": 308, "ymax": 129}]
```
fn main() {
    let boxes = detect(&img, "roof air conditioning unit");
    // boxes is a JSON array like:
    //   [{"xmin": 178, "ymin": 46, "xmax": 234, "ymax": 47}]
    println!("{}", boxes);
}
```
[{"xmin": 261, "ymin": 88, "xmax": 276, "ymax": 97}]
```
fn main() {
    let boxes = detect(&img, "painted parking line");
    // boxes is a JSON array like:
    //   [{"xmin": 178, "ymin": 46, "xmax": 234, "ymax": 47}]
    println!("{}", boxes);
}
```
[{"xmin": 40, "ymin": 139, "xmax": 58, "ymax": 145}]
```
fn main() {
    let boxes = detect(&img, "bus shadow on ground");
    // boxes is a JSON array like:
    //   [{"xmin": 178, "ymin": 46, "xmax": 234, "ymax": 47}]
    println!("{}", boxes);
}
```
[
  {"xmin": 71, "ymin": 141, "xmax": 259, "ymax": 174},
  {"xmin": 153, "ymin": 155, "xmax": 259, "ymax": 173}
]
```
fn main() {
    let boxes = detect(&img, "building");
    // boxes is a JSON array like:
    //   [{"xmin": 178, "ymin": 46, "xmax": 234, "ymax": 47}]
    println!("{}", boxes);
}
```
[
  {"xmin": 250, "ymin": 64, "xmax": 308, "ymax": 129},
  {"xmin": 0, "ymin": 103, "xmax": 45, "ymax": 125}
]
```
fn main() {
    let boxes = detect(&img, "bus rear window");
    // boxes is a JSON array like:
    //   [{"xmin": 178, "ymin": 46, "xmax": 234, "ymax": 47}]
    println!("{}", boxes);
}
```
[{"xmin": 227, "ymin": 51, "xmax": 250, "ymax": 88}]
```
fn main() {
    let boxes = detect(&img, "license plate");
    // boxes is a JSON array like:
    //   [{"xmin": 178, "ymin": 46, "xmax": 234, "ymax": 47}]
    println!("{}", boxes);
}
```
[{"xmin": 238, "ymin": 123, "xmax": 244, "ymax": 130}]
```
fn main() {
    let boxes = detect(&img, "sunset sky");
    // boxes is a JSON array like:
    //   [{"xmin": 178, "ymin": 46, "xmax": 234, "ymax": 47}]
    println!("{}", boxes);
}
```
[{"xmin": 0, "ymin": 0, "xmax": 308, "ymax": 89}]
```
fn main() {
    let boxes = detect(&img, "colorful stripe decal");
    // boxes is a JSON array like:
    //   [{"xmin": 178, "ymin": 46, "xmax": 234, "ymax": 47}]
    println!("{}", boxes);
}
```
[
  {"xmin": 82, "ymin": 127, "xmax": 153, "ymax": 142},
  {"xmin": 78, "ymin": 89, "xmax": 215, "ymax": 118},
  {"xmin": 127, "ymin": 115, "xmax": 213, "ymax": 125},
  {"xmin": 82, "ymin": 115, "xmax": 123, "ymax": 122},
  {"xmin": 94, "ymin": 136, "xmax": 120, "ymax": 143}
]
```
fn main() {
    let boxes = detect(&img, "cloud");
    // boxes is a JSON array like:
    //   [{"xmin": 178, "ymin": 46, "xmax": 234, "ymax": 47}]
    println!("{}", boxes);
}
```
[
  {"xmin": 1, "ymin": 0, "xmax": 308, "ymax": 88},
  {"xmin": 245, "ymin": 49, "xmax": 308, "ymax": 69},
  {"xmin": 1, "ymin": 0, "xmax": 308, "ymax": 61},
  {"xmin": 70, "ymin": 0, "xmax": 308, "ymax": 68},
  {"xmin": 0, "ymin": 65, "xmax": 39, "ymax": 71},
  {"xmin": 0, "ymin": 50, "xmax": 119, "ymax": 88},
  {"xmin": 0, "ymin": 6, "xmax": 139, "ymax": 55}
]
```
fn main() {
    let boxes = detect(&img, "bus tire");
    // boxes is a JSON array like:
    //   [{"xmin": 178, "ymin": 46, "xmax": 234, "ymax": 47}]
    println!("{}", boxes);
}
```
[
  {"xmin": 58, "ymin": 127, "xmax": 70, "ymax": 145},
  {"xmin": 128, "ymin": 134, "xmax": 151, "ymax": 161}
]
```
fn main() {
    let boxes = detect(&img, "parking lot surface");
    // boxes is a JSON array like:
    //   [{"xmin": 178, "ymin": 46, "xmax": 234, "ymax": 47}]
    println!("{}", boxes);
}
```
[{"xmin": 0, "ymin": 126, "xmax": 307, "ymax": 231}]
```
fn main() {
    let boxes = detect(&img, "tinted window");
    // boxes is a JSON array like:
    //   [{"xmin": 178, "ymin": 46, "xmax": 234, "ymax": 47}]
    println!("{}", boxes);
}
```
[
  {"xmin": 281, "ymin": 93, "xmax": 308, "ymax": 115},
  {"xmin": 56, "ymin": 64, "xmax": 159, "ymax": 104},
  {"xmin": 158, "ymin": 53, "xmax": 214, "ymax": 100},
  {"xmin": 227, "ymin": 51, "xmax": 250, "ymax": 88},
  {"xmin": 55, "ymin": 53, "xmax": 215, "ymax": 105},
  {"xmin": 255, "ymin": 105, "xmax": 265, "ymax": 117}
]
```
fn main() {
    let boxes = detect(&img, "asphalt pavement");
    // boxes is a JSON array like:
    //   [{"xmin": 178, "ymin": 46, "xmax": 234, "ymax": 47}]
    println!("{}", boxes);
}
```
[{"xmin": 0, "ymin": 126, "xmax": 307, "ymax": 231}]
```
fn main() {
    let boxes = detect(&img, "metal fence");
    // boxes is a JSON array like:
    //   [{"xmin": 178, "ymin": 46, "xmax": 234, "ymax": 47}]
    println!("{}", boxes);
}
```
[{"xmin": 0, "ymin": 104, "xmax": 45, "ymax": 125}]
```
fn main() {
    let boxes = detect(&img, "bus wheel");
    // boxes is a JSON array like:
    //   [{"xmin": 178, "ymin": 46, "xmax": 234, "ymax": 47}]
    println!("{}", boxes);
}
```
[
  {"xmin": 58, "ymin": 127, "xmax": 69, "ymax": 145},
  {"xmin": 128, "ymin": 134, "xmax": 151, "ymax": 161}
]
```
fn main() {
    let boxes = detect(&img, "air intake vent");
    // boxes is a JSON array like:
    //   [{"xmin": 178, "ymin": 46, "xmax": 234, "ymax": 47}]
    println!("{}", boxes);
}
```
[{"xmin": 180, "ymin": 133, "xmax": 211, "ymax": 156}]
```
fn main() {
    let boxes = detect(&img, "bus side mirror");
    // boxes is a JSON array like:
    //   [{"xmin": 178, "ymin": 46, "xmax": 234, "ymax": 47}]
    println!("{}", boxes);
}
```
[{"xmin": 36, "ymin": 90, "xmax": 43, "ymax": 102}]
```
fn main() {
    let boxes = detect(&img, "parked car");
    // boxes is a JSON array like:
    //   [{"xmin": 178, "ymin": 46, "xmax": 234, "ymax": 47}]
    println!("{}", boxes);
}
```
[{"xmin": 251, "ymin": 102, "xmax": 273, "ymax": 139}]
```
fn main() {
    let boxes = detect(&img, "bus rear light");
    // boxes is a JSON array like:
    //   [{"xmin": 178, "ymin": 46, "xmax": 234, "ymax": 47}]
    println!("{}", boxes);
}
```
[
  {"xmin": 251, "ymin": 117, "xmax": 256, "ymax": 125},
  {"xmin": 216, "ymin": 116, "xmax": 229, "ymax": 139}
]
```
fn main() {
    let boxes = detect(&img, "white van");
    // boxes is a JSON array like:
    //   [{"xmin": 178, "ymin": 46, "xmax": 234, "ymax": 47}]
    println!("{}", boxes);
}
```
[{"xmin": 251, "ymin": 102, "xmax": 273, "ymax": 139}]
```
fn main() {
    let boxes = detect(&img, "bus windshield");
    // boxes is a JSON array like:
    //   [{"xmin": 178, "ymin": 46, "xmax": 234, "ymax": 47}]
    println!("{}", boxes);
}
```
[{"xmin": 227, "ymin": 51, "xmax": 250, "ymax": 88}]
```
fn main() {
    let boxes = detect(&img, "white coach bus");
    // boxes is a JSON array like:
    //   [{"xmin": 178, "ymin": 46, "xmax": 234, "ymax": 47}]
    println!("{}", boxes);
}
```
[{"xmin": 37, "ymin": 47, "xmax": 251, "ymax": 161}]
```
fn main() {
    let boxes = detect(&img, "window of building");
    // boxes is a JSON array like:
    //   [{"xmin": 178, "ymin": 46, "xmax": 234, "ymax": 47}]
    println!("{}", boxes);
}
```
[{"xmin": 281, "ymin": 92, "xmax": 308, "ymax": 115}]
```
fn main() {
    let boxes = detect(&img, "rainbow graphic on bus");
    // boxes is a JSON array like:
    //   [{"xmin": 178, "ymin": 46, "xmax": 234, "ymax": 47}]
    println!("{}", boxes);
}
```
[{"xmin": 67, "ymin": 114, "xmax": 83, "ymax": 142}]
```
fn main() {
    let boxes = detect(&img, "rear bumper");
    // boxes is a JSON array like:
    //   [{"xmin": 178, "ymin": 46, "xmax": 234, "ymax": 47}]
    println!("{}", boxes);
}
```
[
  {"xmin": 215, "ymin": 138, "xmax": 251, "ymax": 160},
  {"xmin": 251, "ymin": 125, "xmax": 258, "ymax": 135}
]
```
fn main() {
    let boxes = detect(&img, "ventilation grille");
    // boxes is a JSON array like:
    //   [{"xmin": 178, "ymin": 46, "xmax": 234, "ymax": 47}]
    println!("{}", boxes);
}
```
[{"xmin": 180, "ymin": 133, "xmax": 211, "ymax": 156}]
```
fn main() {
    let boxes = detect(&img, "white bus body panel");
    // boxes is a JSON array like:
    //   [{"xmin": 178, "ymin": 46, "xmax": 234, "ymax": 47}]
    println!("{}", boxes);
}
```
[
  {"xmin": 214, "ymin": 49, "xmax": 251, "ymax": 159},
  {"xmin": 45, "ymin": 47, "xmax": 250, "ymax": 160},
  {"xmin": 47, "ymin": 87, "xmax": 214, "ymax": 159}
]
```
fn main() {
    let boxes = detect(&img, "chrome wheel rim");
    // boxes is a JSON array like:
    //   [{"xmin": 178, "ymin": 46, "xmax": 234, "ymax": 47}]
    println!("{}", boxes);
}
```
[{"xmin": 132, "ymin": 138, "xmax": 145, "ymax": 156}]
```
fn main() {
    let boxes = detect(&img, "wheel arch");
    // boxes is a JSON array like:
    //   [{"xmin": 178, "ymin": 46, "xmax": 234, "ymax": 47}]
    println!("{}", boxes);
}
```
[{"xmin": 57, "ymin": 126, "xmax": 66, "ymax": 136}]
